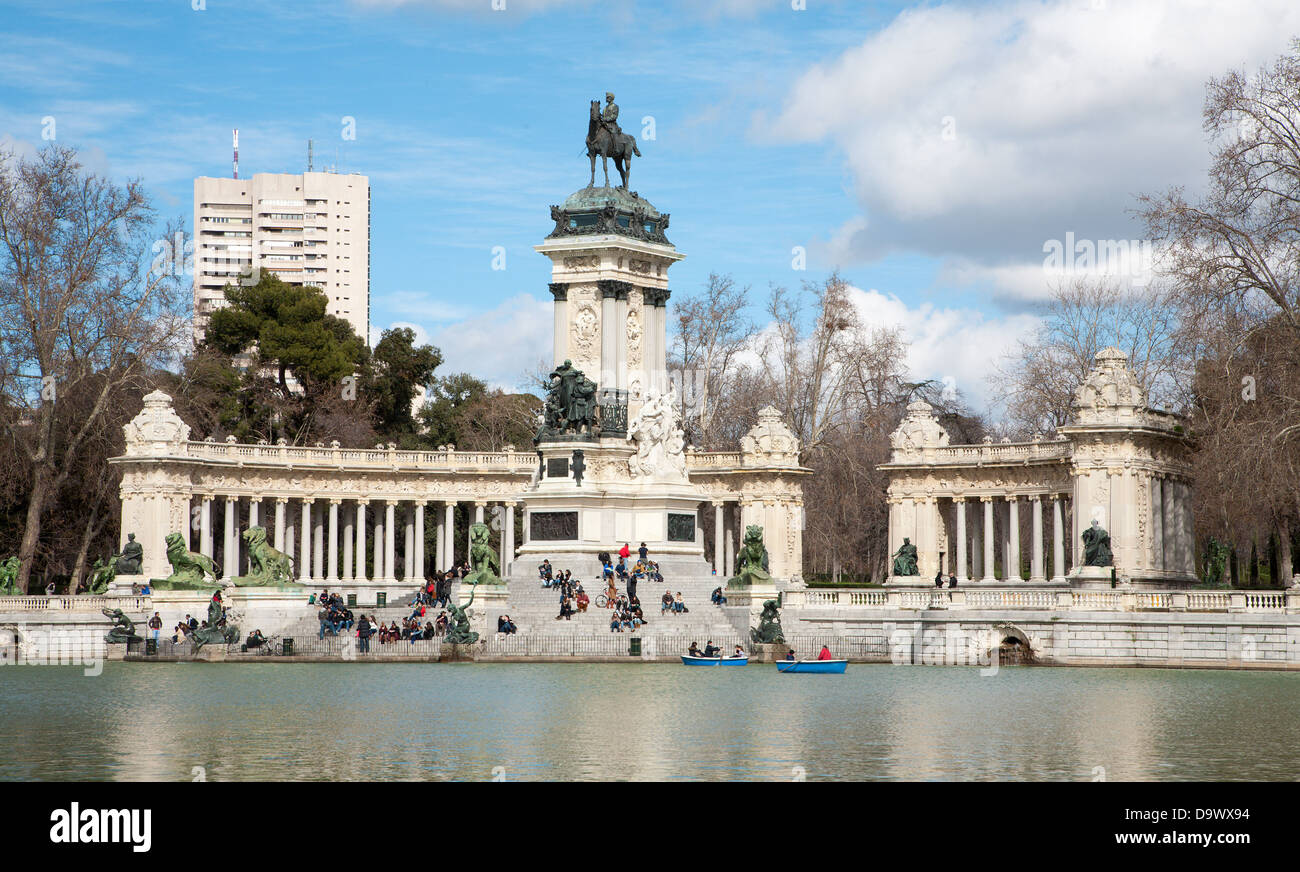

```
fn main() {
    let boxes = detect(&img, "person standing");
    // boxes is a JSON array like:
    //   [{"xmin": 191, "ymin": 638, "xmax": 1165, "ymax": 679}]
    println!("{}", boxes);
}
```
[
  {"xmin": 357, "ymin": 614, "xmax": 371, "ymax": 653},
  {"xmin": 147, "ymin": 612, "xmax": 162, "ymax": 642},
  {"xmin": 934, "ymin": 570, "xmax": 945, "ymax": 588},
  {"xmin": 618, "ymin": 542, "xmax": 631, "ymax": 561}
]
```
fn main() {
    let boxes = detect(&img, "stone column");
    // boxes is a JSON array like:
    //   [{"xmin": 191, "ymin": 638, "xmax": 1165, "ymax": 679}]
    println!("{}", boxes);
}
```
[
  {"xmin": 274, "ymin": 498, "xmax": 287, "ymax": 552},
  {"xmin": 342, "ymin": 501, "xmax": 354, "ymax": 582},
  {"xmin": 299, "ymin": 500, "xmax": 313, "ymax": 584},
  {"xmin": 615, "ymin": 289, "xmax": 628, "ymax": 393},
  {"xmin": 981, "ymin": 497, "xmax": 996, "ymax": 582},
  {"xmin": 1030, "ymin": 496, "xmax": 1046, "ymax": 583},
  {"xmin": 642, "ymin": 290, "xmax": 657, "ymax": 396},
  {"xmin": 503, "ymin": 502, "xmax": 516, "ymax": 576},
  {"xmin": 444, "ymin": 503, "xmax": 456, "ymax": 567},
  {"xmin": 1161, "ymin": 478, "xmax": 1174, "ymax": 575},
  {"xmin": 402, "ymin": 508, "xmax": 413, "ymax": 580},
  {"xmin": 248, "ymin": 499, "xmax": 259, "ymax": 530},
  {"xmin": 355, "ymin": 501, "xmax": 368, "ymax": 583},
  {"xmin": 385, "ymin": 501, "xmax": 397, "ymax": 583},
  {"xmin": 199, "ymin": 496, "xmax": 213, "ymax": 559},
  {"xmin": 954, "ymin": 498, "xmax": 967, "ymax": 583},
  {"xmin": 724, "ymin": 504, "xmax": 735, "ymax": 577},
  {"xmin": 970, "ymin": 504, "xmax": 981, "ymax": 579},
  {"xmin": 313, "ymin": 508, "xmax": 324, "ymax": 583},
  {"xmin": 223, "ymin": 497, "xmax": 237, "ymax": 579},
  {"xmin": 601, "ymin": 283, "xmax": 617, "ymax": 389},
  {"xmin": 415, "ymin": 502, "xmax": 425, "ymax": 580},
  {"xmin": 326, "ymin": 499, "xmax": 340, "ymax": 584},
  {"xmin": 1052, "ymin": 496, "xmax": 1067, "ymax": 582},
  {"xmin": 550, "ymin": 282, "xmax": 568, "ymax": 365},
  {"xmin": 1007, "ymin": 497, "xmax": 1021, "ymax": 582},
  {"xmin": 434, "ymin": 502, "xmax": 445, "ymax": 572},
  {"xmin": 713, "ymin": 501, "xmax": 725, "ymax": 577},
  {"xmin": 373, "ymin": 509, "xmax": 384, "ymax": 582},
  {"xmin": 1159, "ymin": 478, "xmax": 1170, "ymax": 571}
]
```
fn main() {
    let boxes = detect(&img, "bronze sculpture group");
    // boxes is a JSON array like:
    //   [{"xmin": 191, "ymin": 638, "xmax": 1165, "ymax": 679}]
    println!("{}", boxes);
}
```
[{"xmin": 540, "ymin": 359, "xmax": 600, "ymax": 439}]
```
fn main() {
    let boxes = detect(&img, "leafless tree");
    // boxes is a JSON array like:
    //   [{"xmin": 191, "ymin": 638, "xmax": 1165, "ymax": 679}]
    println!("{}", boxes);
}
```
[
  {"xmin": 668, "ymin": 273, "xmax": 757, "ymax": 448},
  {"xmin": 991, "ymin": 277, "xmax": 1187, "ymax": 436},
  {"xmin": 0, "ymin": 146, "xmax": 187, "ymax": 592}
]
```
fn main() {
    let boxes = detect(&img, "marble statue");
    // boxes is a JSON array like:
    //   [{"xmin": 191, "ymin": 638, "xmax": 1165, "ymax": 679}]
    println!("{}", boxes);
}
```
[
  {"xmin": 750, "ymin": 599, "xmax": 786, "ymax": 645},
  {"xmin": 727, "ymin": 525, "xmax": 771, "ymax": 589},
  {"xmin": 1082, "ymin": 520, "xmax": 1113, "ymax": 567},
  {"xmin": 892, "ymin": 537, "xmax": 920, "ymax": 576},
  {"xmin": 0, "ymin": 557, "xmax": 19, "ymax": 595},
  {"xmin": 190, "ymin": 595, "xmax": 239, "ymax": 651},
  {"xmin": 102, "ymin": 607, "xmax": 142, "ymax": 644},
  {"xmin": 232, "ymin": 526, "xmax": 296, "ymax": 587},
  {"xmin": 466, "ymin": 523, "xmax": 503, "ymax": 585},
  {"xmin": 115, "ymin": 533, "xmax": 143, "ymax": 574},
  {"xmin": 627, "ymin": 387, "xmax": 686, "ymax": 479},
  {"xmin": 150, "ymin": 532, "xmax": 222, "ymax": 590},
  {"xmin": 445, "ymin": 585, "xmax": 479, "ymax": 645},
  {"xmin": 587, "ymin": 92, "xmax": 641, "ymax": 189}
]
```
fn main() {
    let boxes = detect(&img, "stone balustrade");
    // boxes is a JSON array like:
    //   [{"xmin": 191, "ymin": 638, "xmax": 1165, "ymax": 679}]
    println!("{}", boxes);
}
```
[
  {"xmin": 781, "ymin": 585, "xmax": 1300, "ymax": 614},
  {"xmin": 176, "ymin": 439, "xmax": 535, "ymax": 473},
  {"xmin": 0, "ymin": 595, "xmax": 153, "ymax": 613},
  {"xmin": 901, "ymin": 440, "xmax": 1073, "ymax": 466}
]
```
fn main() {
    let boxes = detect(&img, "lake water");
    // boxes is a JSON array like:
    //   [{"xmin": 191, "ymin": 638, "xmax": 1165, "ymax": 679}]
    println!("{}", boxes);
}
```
[{"xmin": 2, "ymin": 663, "xmax": 1298, "ymax": 781}]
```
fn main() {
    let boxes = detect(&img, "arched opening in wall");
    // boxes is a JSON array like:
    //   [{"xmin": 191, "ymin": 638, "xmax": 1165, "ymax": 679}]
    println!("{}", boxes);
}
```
[
  {"xmin": 990, "ymin": 624, "xmax": 1036, "ymax": 665},
  {"xmin": 0, "ymin": 625, "xmax": 22, "ymax": 664}
]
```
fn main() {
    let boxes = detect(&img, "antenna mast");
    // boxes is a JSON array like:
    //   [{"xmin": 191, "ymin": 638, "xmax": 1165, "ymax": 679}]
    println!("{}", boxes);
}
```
[
  {"xmin": 307, "ymin": 139, "xmax": 313, "ymax": 172},
  {"xmin": 232, "ymin": 128, "xmax": 239, "ymax": 179}
]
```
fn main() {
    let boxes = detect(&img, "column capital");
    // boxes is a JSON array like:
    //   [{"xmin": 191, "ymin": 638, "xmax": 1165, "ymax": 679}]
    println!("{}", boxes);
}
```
[
  {"xmin": 275, "ymin": 497, "xmax": 290, "ymax": 505},
  {"xmin": 979, "ymin": 495, "xmax": 994, "ymax": 503},
  {"xmin": 952, "ymin": 495, "xmax": 966, "ymax": 503},
  {"xmin": 356, "ymin": 497, "xmax": 369, "ymax": 506},
  {"xmin": 385, "ymin": 499, "xmax": 400, "ymax": 507},
  {"xmin": 328, "ymin": 497, "xmax": 342, "ymax": 506}
]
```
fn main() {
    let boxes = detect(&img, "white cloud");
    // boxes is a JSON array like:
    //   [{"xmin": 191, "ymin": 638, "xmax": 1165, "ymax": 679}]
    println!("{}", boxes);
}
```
[
  {"xmin": 847, "ymin": 284, "xmax": 1041, "ymax": 413},
  {"xmin": 424, "ymin": 292, "xmax": 553, "ymax": 390},
  {"xmin": 761, "ymin": 0, "xmax": 1300, "ymax": 272}
]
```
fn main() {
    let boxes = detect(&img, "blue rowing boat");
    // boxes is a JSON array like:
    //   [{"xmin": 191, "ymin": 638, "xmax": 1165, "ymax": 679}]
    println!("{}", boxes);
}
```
[
  {"xmin": 776, "ymin": 659, "xmax": 847, "ymax": 674},
  {"xmin": 681, "ymin": 654, "xmax": 749, "ymax": 666}
]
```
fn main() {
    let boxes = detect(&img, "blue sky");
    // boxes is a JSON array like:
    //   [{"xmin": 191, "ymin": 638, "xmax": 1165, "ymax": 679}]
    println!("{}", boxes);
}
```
[{"xmin": 3, "ymin": 0, "xmax": 1299, "ymax": 413}]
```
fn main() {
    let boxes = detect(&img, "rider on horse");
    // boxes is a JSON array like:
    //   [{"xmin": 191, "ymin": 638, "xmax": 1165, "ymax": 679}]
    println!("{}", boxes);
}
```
[{"xmin": 601, "ymin": 92, "xmax": 623, "ymax": 140}]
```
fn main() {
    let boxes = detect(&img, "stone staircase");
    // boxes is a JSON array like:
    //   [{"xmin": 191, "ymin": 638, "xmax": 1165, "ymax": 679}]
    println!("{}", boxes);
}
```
[{"xmin": 491, "ymin": 555, "xmax": 742, "ymax": 640}]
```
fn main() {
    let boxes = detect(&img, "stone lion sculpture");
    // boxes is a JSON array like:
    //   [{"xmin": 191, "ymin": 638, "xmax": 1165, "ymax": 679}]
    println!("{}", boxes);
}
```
[
  {"xmin": 0, "ymin": 557, "xmax": 19, "ymax": 595},
  {"xmin": 102, "ymin": 607, "xmax": 142, "ymax": 644},
  {"xmin": 465, "ymin": 523, "xmax": 503, "ymax": 585},
  {"xmin": 233, "ymin": 526, "xmax": 296, "ymax": 586},
  {"xmin": 151, "ymin": 532, "xmax": 221, "ymax": 590},
  {"xmin": 750, "ymin": 598, "xmax": 785, "ymax": 645},
  {"xmin": 727, "ymin": 525, "xmax": 771, "ymax": 589}
]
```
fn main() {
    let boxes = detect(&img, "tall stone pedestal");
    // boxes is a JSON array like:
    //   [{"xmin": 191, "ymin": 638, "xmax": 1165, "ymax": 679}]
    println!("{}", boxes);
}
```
[{"xmin": 516, "ymin": 437, "xmax": 709, "ymax": 577}]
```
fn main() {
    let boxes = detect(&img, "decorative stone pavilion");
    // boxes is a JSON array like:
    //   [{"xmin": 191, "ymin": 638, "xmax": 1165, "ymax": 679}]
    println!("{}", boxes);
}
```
[
  {"xmin": 109, "ymin": 185, "xmax": 809, "ymax": 592},
  {"xmin": 880, "ymin": 348, "xmax": 1197, "ymax": 589}
]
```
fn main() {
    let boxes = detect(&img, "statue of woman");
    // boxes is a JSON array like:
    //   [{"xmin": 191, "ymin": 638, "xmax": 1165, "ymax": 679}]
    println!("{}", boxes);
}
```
[{"xmin": 1082, "ymin": 520, "xmax": 1113, "ymax": 566}]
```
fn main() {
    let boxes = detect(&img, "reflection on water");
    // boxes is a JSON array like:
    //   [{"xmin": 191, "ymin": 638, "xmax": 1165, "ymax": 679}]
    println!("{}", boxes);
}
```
[{"xmin": 2, "ymin": 663, "xmax": 1299, "ymax": 781}]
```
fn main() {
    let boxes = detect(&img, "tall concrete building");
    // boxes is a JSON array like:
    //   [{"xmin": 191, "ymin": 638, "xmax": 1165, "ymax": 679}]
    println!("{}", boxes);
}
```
[{"xmin": 192, "ymin": 171, "xmax": 370, "ymax": 344}]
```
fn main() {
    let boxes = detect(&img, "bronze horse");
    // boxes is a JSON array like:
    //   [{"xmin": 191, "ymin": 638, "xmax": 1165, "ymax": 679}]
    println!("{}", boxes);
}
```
[{"xmin": 587, "ymin": 100, "xmax": 641, "ymax": 189}]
